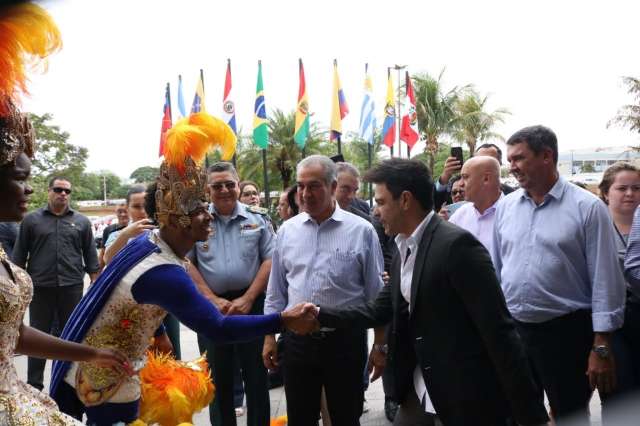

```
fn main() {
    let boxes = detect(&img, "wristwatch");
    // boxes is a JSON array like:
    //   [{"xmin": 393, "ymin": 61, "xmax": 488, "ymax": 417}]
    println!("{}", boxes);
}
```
[
  {"xmin": 373, "ymin": 344, "xmax": 388, "ymax": 354},
  {"xmin": 592, "ymin": 345, "xmax": 610, "ymax": 359}
]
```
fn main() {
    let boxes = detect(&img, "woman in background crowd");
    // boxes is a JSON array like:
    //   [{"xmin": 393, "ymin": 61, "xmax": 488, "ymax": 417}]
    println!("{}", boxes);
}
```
[
  {"xmin": 277, "ymin": 185, "xmax": 299, "ymax": 221},
  {"xmin": 239, "ymin": 180, "xmax": 262, "ymax": 207},
  {"xmin": 599, "ymin": 162, "xmax": 640, "ymax": 418}
]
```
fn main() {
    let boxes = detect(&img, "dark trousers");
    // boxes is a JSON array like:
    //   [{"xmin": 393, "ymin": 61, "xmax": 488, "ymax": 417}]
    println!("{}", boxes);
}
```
[
  {"xmin": 163, "ymin": 313, "xmax": 181, "ymax": 360},
  {"xmin": 600, "ymin": 299, "xmax": 640, "ymax": 423},
  {"xmin": 28, "ymin": 284, "xmax": 83, "ymax": 390},
  {"xmin": 197, "ymin": 291, "xmax": 269, "ymax": 426},
  {"xmin": 283, "ymin": 327, "xmax": 367, "ymax": 426},
  {"xmin": 515, "ymin": 310, "xmax": 593, "ymax": 425},
  {"xmin": 392, "ymin": 388, "xmax": 440, "ymax": 426}
]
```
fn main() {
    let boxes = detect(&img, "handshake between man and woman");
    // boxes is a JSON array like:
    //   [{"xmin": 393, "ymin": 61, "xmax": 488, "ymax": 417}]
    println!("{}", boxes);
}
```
[{"xmin": 279, "ymin": 302, "xmax": 321, "ymax": 335}]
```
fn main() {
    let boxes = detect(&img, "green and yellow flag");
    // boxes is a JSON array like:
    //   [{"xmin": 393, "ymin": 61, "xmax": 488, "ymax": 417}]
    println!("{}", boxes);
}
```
[
  {"xmin": 294, "ymin": 58, "xmax": 310, "ymax": 148},
  {"xmin": 253, "ymin": 60, "xmax": 269, "ymax": 149}
]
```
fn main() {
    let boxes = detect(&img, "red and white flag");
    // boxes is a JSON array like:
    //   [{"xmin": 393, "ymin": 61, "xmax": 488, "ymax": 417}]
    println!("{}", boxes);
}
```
[
  {"xmin": 222, "ymin": 59, "xmax": 237, "ymax": 134},
  {"xmin": 400, "ymin": 71, "xmax": 419, "ymax": 150}
]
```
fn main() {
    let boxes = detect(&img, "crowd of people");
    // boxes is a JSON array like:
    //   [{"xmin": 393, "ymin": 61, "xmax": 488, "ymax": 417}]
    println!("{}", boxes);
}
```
[{"xmin": 2, "ymin": 3, "xmax": 640, "ymax": 426}]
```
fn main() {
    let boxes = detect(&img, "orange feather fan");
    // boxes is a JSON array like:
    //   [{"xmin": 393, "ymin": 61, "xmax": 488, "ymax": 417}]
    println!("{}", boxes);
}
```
[
  {"xmin": 0, "ymin": 2, "xmax": 62, "ymax": 115},
  {"xmin": 163, "ymin": 112, "xmax": 237, "ymax": 175}
]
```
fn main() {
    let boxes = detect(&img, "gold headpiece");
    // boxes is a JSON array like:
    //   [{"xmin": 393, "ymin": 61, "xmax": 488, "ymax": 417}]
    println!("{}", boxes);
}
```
[
  {"xmin": 0, "ymin": 2, "xmax": 61, "ymax": 166},
  {"xmin": 155, "ymin": 112, "xmax": 236, "ymax": 227},
  {"xmin": 0, "ymin": 100, "xmax": 35, "ymax": 166}
]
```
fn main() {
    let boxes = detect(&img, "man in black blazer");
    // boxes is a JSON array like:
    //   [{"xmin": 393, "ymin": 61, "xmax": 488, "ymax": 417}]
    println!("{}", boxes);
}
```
[{"xmin": 310, "ymin": 159, "xmax": 548, "ymax": 426}]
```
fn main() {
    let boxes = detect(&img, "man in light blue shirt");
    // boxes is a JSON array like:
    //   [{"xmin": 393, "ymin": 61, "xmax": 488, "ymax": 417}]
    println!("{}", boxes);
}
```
[
  {"xmin": 492, "ymin": 125, "xmax": 625, "ymax": 425},
  {"xmin": 264, "ymin": 155, "xmax": 384, "ymax": 425},
  {"xmin": 188, "ymin": 162, "xmax": 275, "ymax": 426}
]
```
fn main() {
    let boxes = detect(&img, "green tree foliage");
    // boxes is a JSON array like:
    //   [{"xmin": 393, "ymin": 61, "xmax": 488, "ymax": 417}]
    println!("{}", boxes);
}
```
[
  {"xmin": 452, "ymin": 89, "xmax": 510, "ymax": 155},
  {"xmin": 27, "ymin": 113, "xmax": 89, "ymax": 209},
  {"xmin": 28, "ymin": 113, "xmax": 88, "ymax": 181},
  {"xmin": 130, "ymin": 166, "xmax": 160, "ymax": 183},
  {"xmin": 234, "ymin": 109, "xmax": 331, "ymax": 191},
  {"xmin": 26, "ymin": 113, "xmax": 128, "ymax": 208},
  {"xmin": 412, "ymin": 70, "xmax": 462, "ymax": 172},
  {"xmin": 608, "ymin": 76, "xmax": 640, "ymax": 146}
]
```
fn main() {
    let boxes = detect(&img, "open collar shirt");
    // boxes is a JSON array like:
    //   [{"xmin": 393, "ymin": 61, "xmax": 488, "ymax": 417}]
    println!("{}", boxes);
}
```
[
  {"xmin": 394, "ymin": 211, "xmax": 437, "ymax": 414},
  {"xmin": 449, "ymin": 194, "xmax": 503, "ymax": 257},
  {"xmin": 491, "ymin": 177, "xmax": 625, "ymax": 332},
  {"xmin": 264, "ymin": 204, "xmax": 383, "ymax": 314}
]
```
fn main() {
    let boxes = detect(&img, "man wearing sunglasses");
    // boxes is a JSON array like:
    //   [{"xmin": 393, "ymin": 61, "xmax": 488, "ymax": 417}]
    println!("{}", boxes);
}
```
[
  {"xmin": 188, "ymin": 162, "xmax": 276, "ymax": 426},
  {"xmin": 12, "ymin": 176, "xmax": 100, "ymax": 391}
]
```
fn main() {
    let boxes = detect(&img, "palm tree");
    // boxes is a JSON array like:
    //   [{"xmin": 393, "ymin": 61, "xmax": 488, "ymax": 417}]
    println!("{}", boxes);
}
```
[
  {"xmin": 608, "ymin": 76, "xmax": 640, "ymax": 142},
  {"xmin": 412, "ymin": 70, "xmax": 463, "ymax": 172},
  {"xmin": 452, "ymin": 89, "xmax": 510, "ymax": 155},
  {"xmin": 237, "ymin": 109, "xmax": 329, "ymax": 191}
]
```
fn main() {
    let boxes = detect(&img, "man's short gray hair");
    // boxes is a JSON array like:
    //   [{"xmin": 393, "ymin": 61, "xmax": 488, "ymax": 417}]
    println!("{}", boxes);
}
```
[
  {"xmin": 207, "ymin": 162, "xmax": 239, "ymax": 181},
  {"xmin": 336, "ymin": 162, "xmax": 360, "ymax": 179},
  {"xmin": 297, "ymin": 155, "xmax": 337, "ymax": 185}
]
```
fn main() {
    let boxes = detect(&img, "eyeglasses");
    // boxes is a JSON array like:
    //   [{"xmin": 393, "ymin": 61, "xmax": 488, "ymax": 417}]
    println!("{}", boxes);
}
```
[
  {"xmin": 52, "ymin": 187, "xmax": 72, "ymax": 195},
  {"xmin": 451, "ymin": 190, "xmax": 464, "ymax": 196},
  {"xmin": 242, "ymin": 190, "xmax": 259, "ymax": 197},
  {"xmin": 210, "ymin": 181, "xmax": 237, "ymax": 191}
]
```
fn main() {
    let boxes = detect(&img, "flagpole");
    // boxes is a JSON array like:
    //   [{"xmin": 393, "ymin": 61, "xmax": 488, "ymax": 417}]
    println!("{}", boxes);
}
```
[
  {"xmin": 365, "ymin": 63, "xmax": 373, "ymax": 207},
  {"xmin": 333, "ymin": 59, "xmax": 342, "ymax": 156},
  {"xmin": 406, "ymin": 71, "xmax": 411, "ymax": 159},
  {"xmin": 166, "ymin": 82, "xmax": 172, "ymax": 122},
  {"xmin": 387, "ymin": 67, "xmax": 394, "ymax": 158},
  {"xmin": 262, "ymin": 145, "xmax": 270, "ymax": 209}
]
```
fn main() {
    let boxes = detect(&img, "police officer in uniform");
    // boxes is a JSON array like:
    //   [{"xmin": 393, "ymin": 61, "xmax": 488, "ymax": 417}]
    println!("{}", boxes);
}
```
[{"xmin": 189, "ymin": 162, "xmax": 275, "ymax": 426}]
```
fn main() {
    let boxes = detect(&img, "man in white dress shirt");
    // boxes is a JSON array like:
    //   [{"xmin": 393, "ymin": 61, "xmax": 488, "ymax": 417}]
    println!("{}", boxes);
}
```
[{"xmin": 449, "ymin": 156, "xmax": 502, "ymax": 255}]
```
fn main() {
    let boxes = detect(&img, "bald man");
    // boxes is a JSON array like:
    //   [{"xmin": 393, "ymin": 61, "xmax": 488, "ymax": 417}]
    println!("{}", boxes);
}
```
[{"xmin": 449, "ymin": 156, "xmax": 503, "ymax": 255}]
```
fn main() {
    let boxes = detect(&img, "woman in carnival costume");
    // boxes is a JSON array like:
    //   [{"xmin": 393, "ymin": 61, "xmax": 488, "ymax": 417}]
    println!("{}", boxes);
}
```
[
  {"xmin": 0, "ymin": 3, "xmax": 132, "ymax": 424},
  {"xmin": 50, "ymin": 109, "xmax": 317, "ymax": 425}
]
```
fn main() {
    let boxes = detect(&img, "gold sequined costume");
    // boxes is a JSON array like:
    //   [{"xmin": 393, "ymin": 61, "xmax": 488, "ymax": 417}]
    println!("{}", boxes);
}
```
[{"xmin": 0, "ymin": 246, "xmax": 80, "ymax": 425}]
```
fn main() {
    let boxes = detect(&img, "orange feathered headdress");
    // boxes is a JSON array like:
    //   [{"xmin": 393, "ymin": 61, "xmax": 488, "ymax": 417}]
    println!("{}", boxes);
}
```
[
  {"xmin": 155, "ymin": 112, "xmax": 236, "ymax": 227},
  {"xmin": 0, "ymin": 2, "xmax": 61, "ymax": 116},
  {"xmin": 0, "ymin": 2, "xmax": 61, "ymax": 166},
  {"xmin": 163, "ymin": 112, "xmax": 236, "ymax": 176}
]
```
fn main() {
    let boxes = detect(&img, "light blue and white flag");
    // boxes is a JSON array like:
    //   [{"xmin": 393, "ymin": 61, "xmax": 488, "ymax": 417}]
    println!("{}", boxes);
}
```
[
  {"xmin": 177, "ymin": 74, "xmax": 186, "ymax": 118},
  {"xmin": 359, "ymin": 64, "xmax": 376, "ymax": 145}
]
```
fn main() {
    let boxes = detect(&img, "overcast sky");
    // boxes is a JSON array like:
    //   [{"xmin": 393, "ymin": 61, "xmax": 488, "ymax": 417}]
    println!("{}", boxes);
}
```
[{"xmin": 22, "ymin": 0, "xmax": 640, "ymax": 178}]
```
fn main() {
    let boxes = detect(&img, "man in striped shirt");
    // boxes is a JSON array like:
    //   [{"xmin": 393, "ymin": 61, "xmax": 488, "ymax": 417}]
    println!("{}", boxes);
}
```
[{"xmin": 264, "ymin": 155, "xmax": 385, "ymax": 426}]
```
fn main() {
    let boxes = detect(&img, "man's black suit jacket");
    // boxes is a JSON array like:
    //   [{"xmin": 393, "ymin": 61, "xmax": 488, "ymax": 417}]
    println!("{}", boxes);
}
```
[{"xmin": 318, "ymin": 215, "xmax": 547, "ymax": 426}]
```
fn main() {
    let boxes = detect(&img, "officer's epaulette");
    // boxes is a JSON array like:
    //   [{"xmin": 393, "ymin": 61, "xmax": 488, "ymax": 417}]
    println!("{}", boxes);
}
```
[{"xmin": 247, "ymin": 205, "xmax": 269, "ymax": 215}]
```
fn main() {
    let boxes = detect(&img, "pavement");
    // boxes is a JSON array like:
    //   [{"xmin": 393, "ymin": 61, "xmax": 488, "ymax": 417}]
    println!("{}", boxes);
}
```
[{"xmin": 14, "ymin": 320, "xmax": 608, "ymax": 426}]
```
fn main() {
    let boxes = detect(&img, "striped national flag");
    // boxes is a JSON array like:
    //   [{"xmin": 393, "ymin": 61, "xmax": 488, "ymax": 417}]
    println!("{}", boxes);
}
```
[
  {"xmin": 382, "ymin": 70, "xmax": 396, "ymax": 148},
  {"xmin": 330, "ymin": 59, "xmax": 349, "ymax": 142},
  {"xmin": 158, "ymin": 82, "xmax": 172, "ymax": 157},
  {"xmin": 191, "ymin": 69, "xmax": 205, "ymax": 113},
  {"xmin": 359, "ymin": 64, "xmax": 376, "ymax": 145},
  {"xmin": 222, "ymin": 59, "xmax": 237, "ymax": 134},
  {"xmin": 177, "ymin": 74, "xmax": 186, "ymax": 118}
]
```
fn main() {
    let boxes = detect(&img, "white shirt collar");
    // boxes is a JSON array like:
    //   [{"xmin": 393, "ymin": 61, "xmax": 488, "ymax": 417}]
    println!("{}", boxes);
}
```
[
  {"xmin": 473, "ymin": 193, "xmax": 504, "ymax": 218},
  {"xmin": 395, "ymin": 210, "xmax": 435, "ymax": 252}
]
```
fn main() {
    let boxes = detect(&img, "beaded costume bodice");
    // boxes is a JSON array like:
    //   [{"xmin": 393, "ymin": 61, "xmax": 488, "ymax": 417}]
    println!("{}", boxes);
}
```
[{"xmin": 64, "ymin": 232, "xmax": 188, "ymax": 405}]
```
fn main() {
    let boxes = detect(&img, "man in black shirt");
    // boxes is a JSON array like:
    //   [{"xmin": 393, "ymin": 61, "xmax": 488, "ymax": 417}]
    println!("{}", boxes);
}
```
[{"xmin": 12, "ymin": 176, "xmax": 100, "ymax": 390}]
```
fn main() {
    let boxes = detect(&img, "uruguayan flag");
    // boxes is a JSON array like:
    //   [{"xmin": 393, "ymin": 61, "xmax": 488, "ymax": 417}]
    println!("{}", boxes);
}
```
[{"xmin": 359, "ymin": 66, "xmax": 376, "ymax": 145}]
